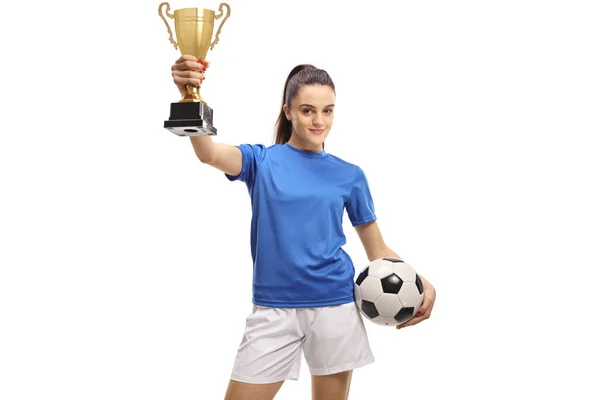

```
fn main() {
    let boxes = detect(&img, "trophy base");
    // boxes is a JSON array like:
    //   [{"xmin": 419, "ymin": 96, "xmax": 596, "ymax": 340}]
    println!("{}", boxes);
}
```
[{"xmin": 164, "ymin": 101, "xmax": 217, "ymax": 137}]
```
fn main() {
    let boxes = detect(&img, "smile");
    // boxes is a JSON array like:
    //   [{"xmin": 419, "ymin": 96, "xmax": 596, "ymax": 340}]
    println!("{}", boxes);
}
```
[{"xmin": 309, "ymin": 129, "xmax": 325, "ymax": 135}]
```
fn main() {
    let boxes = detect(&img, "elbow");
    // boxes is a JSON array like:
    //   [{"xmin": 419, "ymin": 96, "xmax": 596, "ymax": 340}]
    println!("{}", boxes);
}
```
[{"xmin": 196, "ymin": 152, "xmax": 216, "ymax": 164}]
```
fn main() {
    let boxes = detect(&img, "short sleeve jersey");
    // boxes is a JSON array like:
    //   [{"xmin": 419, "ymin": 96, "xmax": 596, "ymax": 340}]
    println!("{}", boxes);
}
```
[{"xmin": 226, "ymin": 142, "xmax": 377, "ymax": 308}]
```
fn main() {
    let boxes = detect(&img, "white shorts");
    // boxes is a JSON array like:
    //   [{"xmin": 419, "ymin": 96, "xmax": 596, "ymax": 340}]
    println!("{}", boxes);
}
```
[{"xmin": 229, "ymin": 301, "xmax": 375, "ymax": 384}]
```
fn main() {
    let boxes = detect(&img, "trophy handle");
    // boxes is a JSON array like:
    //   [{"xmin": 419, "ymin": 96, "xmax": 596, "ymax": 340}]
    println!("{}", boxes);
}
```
[
  {"xmin": 158, "ymin": 2, "xmax": 178, "ymax": 50},
  {"xmin": 210, "ymin": 3, "xmax": 231, "ymax": 50}
]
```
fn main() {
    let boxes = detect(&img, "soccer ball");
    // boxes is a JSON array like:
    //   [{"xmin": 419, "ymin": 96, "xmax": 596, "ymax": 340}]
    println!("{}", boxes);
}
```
[{"xmin": 354, "ymin": 257, "xmax": 424, "ymax": 326}]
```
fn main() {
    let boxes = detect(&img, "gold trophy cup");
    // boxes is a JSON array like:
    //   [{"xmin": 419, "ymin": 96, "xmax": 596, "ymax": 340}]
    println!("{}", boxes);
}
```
[{"xmin": 159, "ymin": 2, "xmax": 231, "ymax": 136}]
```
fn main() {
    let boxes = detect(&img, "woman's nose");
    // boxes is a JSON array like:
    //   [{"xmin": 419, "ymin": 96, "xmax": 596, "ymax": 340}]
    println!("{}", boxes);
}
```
[{"xmin": 313, "ymin": 114, "xmax": 324, "ymax": 126}]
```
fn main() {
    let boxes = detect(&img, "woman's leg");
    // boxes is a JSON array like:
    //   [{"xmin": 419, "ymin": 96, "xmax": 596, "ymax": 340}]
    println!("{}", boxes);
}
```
[
  {"xmin": 227, "ymin": 306, "xmax": 304, "ymax": 398},
  {"xmin": 224, "ymin": 379, "xmax": 285, "ymax": 400},
  {"xmin": 302, "ymin": 302, "xmax": 374, "ymax": 399},
  {"xmin": 311, "ymin": 370, "xmax": 353, "ymax": 400}
]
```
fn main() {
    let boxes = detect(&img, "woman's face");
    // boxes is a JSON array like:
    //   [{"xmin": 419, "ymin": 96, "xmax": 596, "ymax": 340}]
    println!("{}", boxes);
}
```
[{"xmin": 284, "ymin": 84, "xmax": 335, "ymax": 152}]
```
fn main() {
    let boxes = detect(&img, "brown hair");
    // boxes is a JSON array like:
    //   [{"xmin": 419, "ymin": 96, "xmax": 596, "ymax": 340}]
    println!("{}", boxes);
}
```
[{"xmin": 274, "ymin": 64, "xmax": 336, "ymax": 146}]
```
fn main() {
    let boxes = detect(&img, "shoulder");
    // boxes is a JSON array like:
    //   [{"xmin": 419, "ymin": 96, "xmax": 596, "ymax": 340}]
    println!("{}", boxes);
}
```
[
  {"xmin": 326, "ymin": 153, "xmax": 365, "ymax": 175},
  {"xmin": 326, "ymin": 153, "xmax": 375, "ymax": 193},
  {"xmin": 237, "ymin": 143, "xmax": 280, "ymax": 152},
  {"xmin": 326, "ymin": 152, "xmax": 355, "ymax": 167},
  {"xmin": 237, "ymin": 143, "xmax": 282, "ymax": 159}
]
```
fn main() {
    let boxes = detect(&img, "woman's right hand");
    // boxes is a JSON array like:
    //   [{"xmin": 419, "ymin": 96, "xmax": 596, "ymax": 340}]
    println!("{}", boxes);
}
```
[{"xmin": 171, "ymin": 55, "xmax": 210, "ymax": 97}]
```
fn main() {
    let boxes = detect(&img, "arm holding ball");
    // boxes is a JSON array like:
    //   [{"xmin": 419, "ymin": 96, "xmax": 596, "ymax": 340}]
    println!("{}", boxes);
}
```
[{"xmin": 354, "ymin": 221, "xmax": 436, "ymax": 330}]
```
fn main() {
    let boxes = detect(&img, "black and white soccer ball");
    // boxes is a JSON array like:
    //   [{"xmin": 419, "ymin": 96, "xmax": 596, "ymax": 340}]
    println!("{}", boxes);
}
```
[{"xmin": 354, "ymin": 257, "xmax": 424, "ymax": 326}]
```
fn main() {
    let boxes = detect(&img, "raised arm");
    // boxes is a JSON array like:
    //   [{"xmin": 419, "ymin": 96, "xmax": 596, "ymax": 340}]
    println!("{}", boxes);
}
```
[
  {"xmin": 189, "ymin": 136, "xmax": 242, "ymax": 176},
  {"xmin": 171, "ymin": 54, "xmax": 242, "ymax": 176}
]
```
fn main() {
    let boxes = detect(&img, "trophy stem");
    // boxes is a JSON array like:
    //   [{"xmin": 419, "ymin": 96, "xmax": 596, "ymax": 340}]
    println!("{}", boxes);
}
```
[{"xmin": 180, "ymin": 85, "xmax": 205, "ymax": 103}]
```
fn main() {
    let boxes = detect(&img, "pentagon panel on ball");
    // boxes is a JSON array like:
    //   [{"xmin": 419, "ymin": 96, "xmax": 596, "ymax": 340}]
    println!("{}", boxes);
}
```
[{"xmin": 354, "ymin": 257, "xmax": 425, "ymax": 327}]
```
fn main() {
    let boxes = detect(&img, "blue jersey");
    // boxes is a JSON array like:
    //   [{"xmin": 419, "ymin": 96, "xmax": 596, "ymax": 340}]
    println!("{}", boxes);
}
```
[{"xmin": 225, "ymin": 142, "xmax": 377, "ymax": 308}]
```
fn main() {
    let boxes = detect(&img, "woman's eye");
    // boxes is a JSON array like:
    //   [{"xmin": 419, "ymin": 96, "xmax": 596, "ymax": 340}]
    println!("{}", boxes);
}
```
[
  {"xmin": 302, "ymin": 109, "xmax": 312, "ymax": 114},
  {"xmin": 324, "ymin": 109, "xmax": 332, "ymax": 114}
]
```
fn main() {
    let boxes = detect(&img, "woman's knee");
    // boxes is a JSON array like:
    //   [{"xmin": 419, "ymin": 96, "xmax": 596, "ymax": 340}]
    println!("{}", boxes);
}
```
[
  {"xmin": 311, "ymin": 370, "xmax": 353, "ymax": 400},
  {"xmin": 224, "ymin": 379, "xmax": 284, "ymax": 400}
]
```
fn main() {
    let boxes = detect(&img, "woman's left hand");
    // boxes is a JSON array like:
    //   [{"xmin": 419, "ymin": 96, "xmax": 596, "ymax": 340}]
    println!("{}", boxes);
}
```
[{"xmin": 396, "ymin": 275, "xmax": 436, "ymax": 329}]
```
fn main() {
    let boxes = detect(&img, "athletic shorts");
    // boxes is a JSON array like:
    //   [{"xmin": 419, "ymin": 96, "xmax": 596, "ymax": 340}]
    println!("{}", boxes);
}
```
[{"xmin": 229, "ymin": 301, "xmax": 375, "ymax": 384}]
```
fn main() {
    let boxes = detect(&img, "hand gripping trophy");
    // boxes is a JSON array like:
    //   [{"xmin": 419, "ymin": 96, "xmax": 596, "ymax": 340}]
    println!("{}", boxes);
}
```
[{"xmin": 158, "ymin": 2, "xmax": 231, "ymax": 136}]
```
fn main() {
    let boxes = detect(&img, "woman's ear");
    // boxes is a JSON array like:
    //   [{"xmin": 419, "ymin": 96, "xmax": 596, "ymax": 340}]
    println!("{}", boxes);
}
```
[{"xmin": 283, "ymin": 104, "xmax": 291, "ymax": 121}]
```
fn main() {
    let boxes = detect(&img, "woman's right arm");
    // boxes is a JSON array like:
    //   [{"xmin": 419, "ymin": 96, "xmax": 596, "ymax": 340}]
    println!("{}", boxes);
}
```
[
  {"xmin": 189, "ymin": 136, "xmax": 242, "ymax": 176},
  {"xmin": 172, "ymin": 54, "xmax": 242, "ymax": 177}
]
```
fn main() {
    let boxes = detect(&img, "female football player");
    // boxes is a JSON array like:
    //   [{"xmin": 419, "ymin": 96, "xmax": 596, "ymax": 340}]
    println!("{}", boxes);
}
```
[{"xmin": 170, "ymin": 55, "xmax": 437, "ymax": 400}]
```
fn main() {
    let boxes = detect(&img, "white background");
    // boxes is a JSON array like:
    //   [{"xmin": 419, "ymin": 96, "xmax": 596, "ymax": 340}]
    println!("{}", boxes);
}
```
[{"xmin": 1, "ymin": 0, "xmax": 599, "ymax": 399}]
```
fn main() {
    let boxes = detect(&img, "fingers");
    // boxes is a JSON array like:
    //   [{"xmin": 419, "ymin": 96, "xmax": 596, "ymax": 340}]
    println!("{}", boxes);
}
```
[
  {"xmin": 396, "ymin": 314, "xmax": 425, "ymax": 329},
  {"xmin": 174, "ymin": 54, "xmax": 197, "ymax": 63},
  {"xmin": 172, "ymin": 72, "xmax": 204, "ymax": 87},
  {"xmin": 396, "ymin": 307, "xmax": 430, "ymax": 329},
  {"xmin": 396, "ymin": 276, "xmax": 436, "ymax": 330},
  {"xmin": 171, "ymin": 60, "xmax": 208, "ymax": 72},
  {"xmin": 171, "ymin": 54, "xmax": 210, "ymax": 88},
  {"xmin": 396, "ymin": 296, "xmax": 435, "ymax": 329},
  {"xmin": 418, "ymin": 294, "xmax": 434, "ymax": 316},
  {"xmin": 172, "ymin": 55, "xmax": 210, "ymax": 70}
]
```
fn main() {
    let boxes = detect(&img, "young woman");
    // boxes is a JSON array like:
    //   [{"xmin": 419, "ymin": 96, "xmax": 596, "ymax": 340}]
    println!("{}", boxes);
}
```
[{"xmin": 171, "ymin": 55, "xmax": 437, "ymax": 400}]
